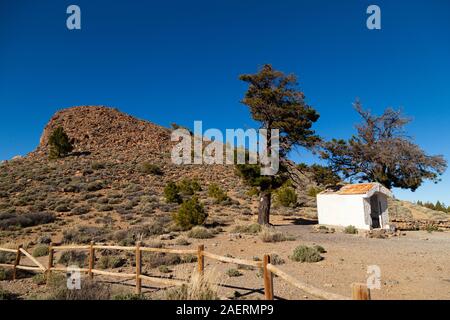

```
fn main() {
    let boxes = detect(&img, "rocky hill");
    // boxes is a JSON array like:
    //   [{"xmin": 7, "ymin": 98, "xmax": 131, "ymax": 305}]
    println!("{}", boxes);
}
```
[{"xmin": 0, "ymin": 106, "xmax": 447, "ymax": 247}]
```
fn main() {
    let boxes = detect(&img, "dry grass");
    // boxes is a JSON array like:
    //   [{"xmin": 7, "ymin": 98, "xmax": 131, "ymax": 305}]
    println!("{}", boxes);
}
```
[
  {"xmin": 164, "ymin": 268, "xmax": 222, "ymax": 300},
  {"xmin": 259, "ymin": 226, "xmax": 295, "ymax": 242}
]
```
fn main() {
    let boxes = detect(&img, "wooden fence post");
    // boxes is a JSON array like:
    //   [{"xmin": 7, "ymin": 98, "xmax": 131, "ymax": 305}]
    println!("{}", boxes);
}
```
[
  {"xmin": 352, "ymin": 283, "xmax": 371, "ymax": 300},
  {"xmin": 197, "ymin": 245, "xmax": 204, "ymax": 274},
  {"xmin": 89, "ymin": 241, "xmax": 95, "ymax": 279},
  {"xmin": 263, "ymin": 254, "xmax": 274, "ymax": 300},
  {"xmin": 135, "ymin": 241, "xmax": 142, "ymax": 294},
  {"xmin": 47, "ymin": 243, "xmax": 54, "ymax": 283},
  {"xmin": 12, "ymin": 244, "xmax": 23, "ymax": 280}
]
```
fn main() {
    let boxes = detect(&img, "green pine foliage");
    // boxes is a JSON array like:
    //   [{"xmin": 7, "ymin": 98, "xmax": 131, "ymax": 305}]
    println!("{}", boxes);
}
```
[
  {"xmin": 48, "ymin": 127, "xmax": 74, "ymax": 159},
  {"xmin": 173, "ymin": 196, "xmax": 208, "ymax": 230}
]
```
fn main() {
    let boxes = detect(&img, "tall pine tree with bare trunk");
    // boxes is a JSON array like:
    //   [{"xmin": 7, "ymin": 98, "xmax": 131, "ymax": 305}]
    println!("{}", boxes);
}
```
[{"xmin": 237, "ymin": 64, "xmax": 320, "ymax": 225}]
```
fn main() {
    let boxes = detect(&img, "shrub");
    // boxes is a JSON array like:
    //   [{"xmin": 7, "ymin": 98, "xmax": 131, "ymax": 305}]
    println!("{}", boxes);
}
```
[
  {"xmin": 144, "ymin": 252, "xmax": 182, "ymax": 268},
  {"xmin": 55, "ymin": 204, "xmax": 71, "ymax": 212},
  {"xmin": 0, "ymin": 212, "xmax": 55, "ymax": 230},
  {"xmin": 91, "ymin": 162, "xmax": 105, "ymax": 170},
  {"xmin": 260, "ymin": 226, "xmax": 295, "ymax": 242},
  {"xmin": 86, "ymin": 180, "xmax": 104, "ymax": 191},
  {"xmin": 140, "ymin": 162, "xmax": 163, "ymax": 175},
  {"xmin": 232, "ymin": 223, "xmax": 261, "ymax": 234},
  {"xmin": 270, "ymin": 254, "xmax": 285, "ymax": 265},
  {"xmin": 48, "ymin": 277, "xmax": 111, "ymax": 300},
  {"xmin": 70, "ymin": 205, "xmax": 91, "ymax": 215},
  {"xmin": 32, "ymin": 244, "xmax": 49, "ymax": 257},
  {"xmin": 344, "ymin": 225, "xmax": 358, "ymax": 234},
  {"xmin": 207, "ymin": 184, "xmax": 229, "ymax": 203},
  {"xmin": 291, "ymin": 245, "xmax": 323, "ymax": 263},
  {"xmin": 96, "ymin": 204, "xmax": 113, "ymax": 212},
  {"xmin": 58, "ymin": 251, "xmax": 87, "ymax": 267},
  {"xmin": 313, "ymin": 245, "xmax": 326, "ymax": 253},
  {"xmin": 181, "ymin": 254, "xmax": 197, "ymax": 263},
  {"xmin": 178, "ymin": 179, "xmax": 202, "ymax": 196},
  {"xmin": 62, "ymin": 226, "xmax": 107, "ymax": 244},
  {"xmin": 175, "ymin": 237, "xmax": 190, "ymax": 246},
  {"xmin": 275, "ymin": 186, "xmax": 297, "ymax": 207},
  {"xmin": 426, "ymin": 224, "xmax": 439, "ymax": 233},
  {"xmin": 48, "ymin": 127, "xmax": 73, "ymax": 159},
  {"xmin": 307, "ymin": 186, "xmax": 324, "ymax": 197},
  {"xmin": 226, "ymin": 268, "xmax": 242, "ymax": 277},
  {"xmin": 173, "ymin": 196, "xmax": 208, "ymax": 230},
  {"xmin": 98, "ymin": 256, "xmax": 126, "ymax": 269},
  {"xmin": 187, "ymin": 226, "xmax": 214, "ymax": 239},
  {"xmin": 164, "ymin": 181, "xmax": 182, "ymax": 204}
]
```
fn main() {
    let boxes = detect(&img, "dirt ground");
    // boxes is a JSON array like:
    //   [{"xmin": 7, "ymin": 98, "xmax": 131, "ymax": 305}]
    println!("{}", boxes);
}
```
[{"xmin": 3, "ymin": 216, "xmax": 448, "ymax": 300}]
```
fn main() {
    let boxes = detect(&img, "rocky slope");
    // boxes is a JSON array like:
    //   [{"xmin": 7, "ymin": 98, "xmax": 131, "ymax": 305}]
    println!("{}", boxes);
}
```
[{"xmin": 0, "ymin": 106, "xmax": 447, "ymax": 247}]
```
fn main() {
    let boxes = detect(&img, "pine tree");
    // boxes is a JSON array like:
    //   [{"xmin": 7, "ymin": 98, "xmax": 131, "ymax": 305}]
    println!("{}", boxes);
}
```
[
  {"xmin": 48, "ymin": 127, "xmax": 73, "ymax": 159},
  {"xmin": 238, "ymin": 64, "xmax": 320, "ymax": 224}
]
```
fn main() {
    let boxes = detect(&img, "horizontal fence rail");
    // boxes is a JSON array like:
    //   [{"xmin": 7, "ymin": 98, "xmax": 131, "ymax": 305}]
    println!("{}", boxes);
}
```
[{"xmin": 0, "ymin": 243, "xmax": 370, "ymax": 300}]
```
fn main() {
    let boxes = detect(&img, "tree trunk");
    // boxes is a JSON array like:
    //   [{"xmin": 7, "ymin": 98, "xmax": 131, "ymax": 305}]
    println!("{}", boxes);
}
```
[{"xmin": 258, "ymin": 192, "xmax": 271, "ymax": 225}]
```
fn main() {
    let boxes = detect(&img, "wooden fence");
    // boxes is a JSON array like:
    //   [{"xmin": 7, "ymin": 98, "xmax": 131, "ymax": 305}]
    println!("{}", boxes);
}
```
[{"xmin": 0, "ymin": 243, "xmax": 370, "ymax": 300}]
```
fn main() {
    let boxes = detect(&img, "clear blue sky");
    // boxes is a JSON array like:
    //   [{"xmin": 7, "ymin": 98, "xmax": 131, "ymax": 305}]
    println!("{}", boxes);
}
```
[{"xmin": 1, "ymin": 0, "xmax": 449, "ymax": 204}]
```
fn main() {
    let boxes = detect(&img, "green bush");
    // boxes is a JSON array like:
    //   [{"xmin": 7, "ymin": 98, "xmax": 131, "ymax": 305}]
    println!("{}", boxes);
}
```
[
  {"xmin": 313, "ymin": 245, "xmax": 326, "ymax": 253},
  {"xmin": 307, "ymin": 186, "xmax": 324, "ymax": 197},
  {"xmin": 164, "ymin": 181, "xmax": 182, "ymax": 204},
  {"xmin": 207, "ymin": 184, "xmax": 229, "ymax": 203},
  {"xmin": 178, "ymin": 179, "xmax": 202, "ymax": 195},
  {"xmin": 173, "ymin": 196, "xmax": 208, "ymax": 230},
  {"xmin": 187, "ymin": 226, "xmax": 214, "ymax": 239},
  {"xmin": 291, "ymin": 245, "xmax": 323, "ymax": 263},
  {"xmin": 344, "ymin": 225, "xmax": 358, "ymax": 234},
  {"xmin": 140, "ymin": 162, "xmax": 163, "ymax": 175},
  {"xmin": 32, "ymin": 244, "xmax": 49, "ymax": 257},
  {"xmin": 48, "ymin": 127, "xmax": 73, "ymax": 159},
  {"xmin": 275, "ymin": 186, "xmax": 297, "ymax": 207}
]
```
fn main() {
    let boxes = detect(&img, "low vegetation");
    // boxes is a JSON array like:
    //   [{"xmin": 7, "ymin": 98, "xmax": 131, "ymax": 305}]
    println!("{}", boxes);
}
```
[
  {"xmin": 173, "ymin": 196, "xmax": 207, "ymax": 230},
  {"xmin": 139, "ymin": 162, "xmax": 163, "ymax": 175},
  {"xmin": 187, "ymin": 226, "xmax": 214, "ymax": 239},
  {"xmin": 0, "ymin": 212, "xmax": 55, "ymax": 230},
  {"xmin": 274, "ymin": 185, "xmax": 297, "ymax": 207},
  {"xmin": 291, "ymin": 245, "xmax": 323, "ymax": 263},
  {"xmin": 207, "ymin": 184, "xmax": 229, "ymax": 203},
  {"xmin": 343, "ymin": 225, "xmax": 358, "ymax": 234},
  {"xmin": 260, "ymin": 226, "xmax": 295, "ymax": 243},
  {"xmin": 164, "ymin": 270, "xmax": 219, "ymax": 300},
  {"xmin": 32, "ymin": 244, "xmax": 49, "ymax": 257}
]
